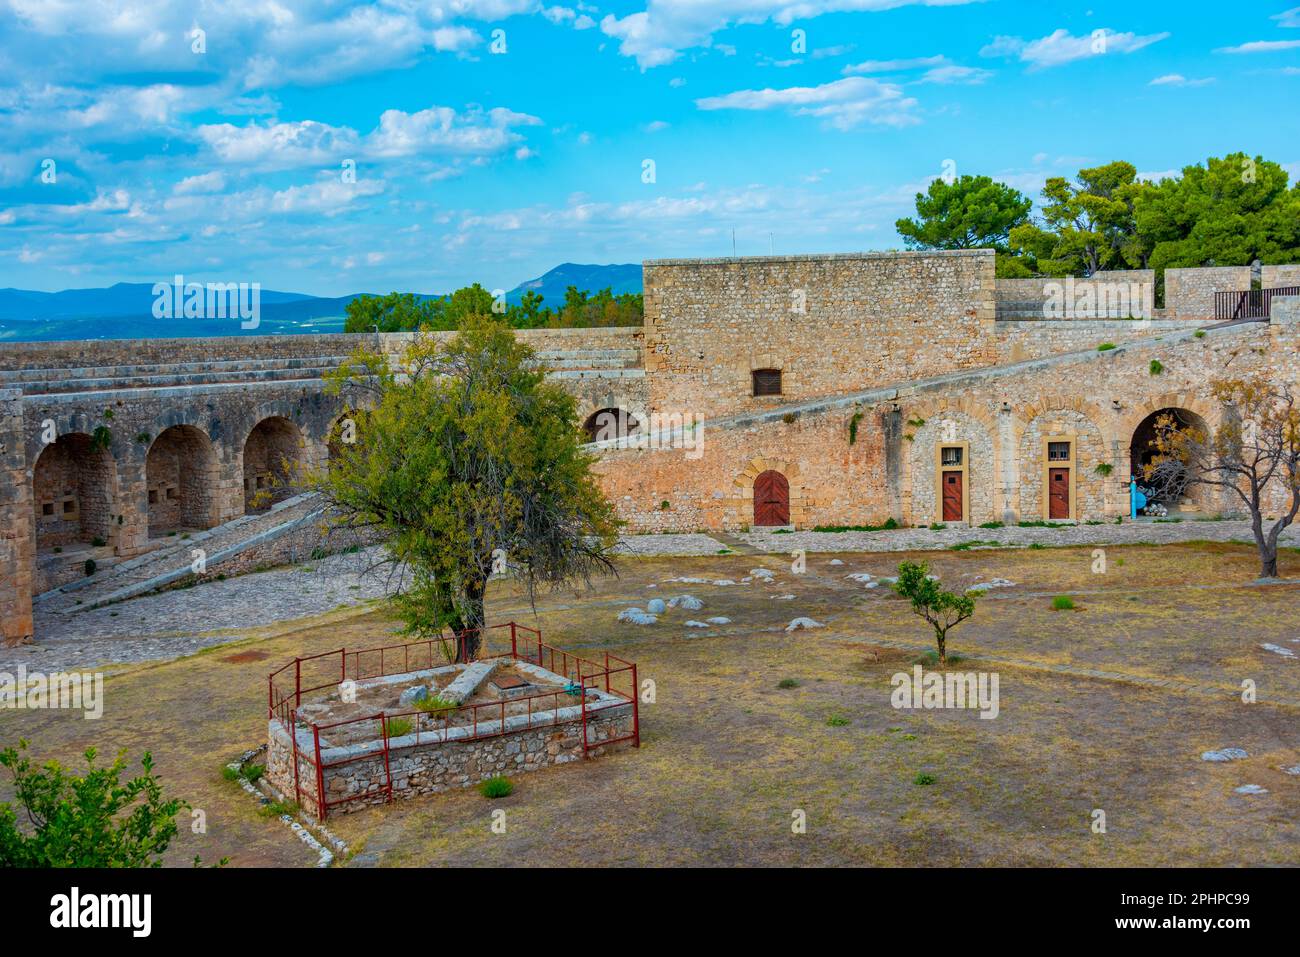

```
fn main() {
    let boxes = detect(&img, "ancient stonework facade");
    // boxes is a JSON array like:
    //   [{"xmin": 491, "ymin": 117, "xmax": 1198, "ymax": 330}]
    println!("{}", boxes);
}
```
[{"xmin": 2, "ymin": 250, "xmax": 1298, "ymax": 641}]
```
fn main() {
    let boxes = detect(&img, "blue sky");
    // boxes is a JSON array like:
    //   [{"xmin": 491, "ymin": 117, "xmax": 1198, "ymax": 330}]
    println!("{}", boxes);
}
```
[{"xmin": 1, "ymin": 0, "xmax": 1297, "ymax": 297}]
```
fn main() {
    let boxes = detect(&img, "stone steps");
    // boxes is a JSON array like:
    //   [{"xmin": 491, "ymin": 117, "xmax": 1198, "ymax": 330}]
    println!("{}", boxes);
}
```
[
  {"xmin": 36, "ymin": 492, "xmax": 326, "ymax": 613},
  {"xmin": 6, "ymin": 355, "xmax": 352, "ymax": 395}
]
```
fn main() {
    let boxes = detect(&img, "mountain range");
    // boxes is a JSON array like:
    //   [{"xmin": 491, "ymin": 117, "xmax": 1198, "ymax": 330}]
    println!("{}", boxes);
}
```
[{"xmin": 0, "ymin": 263, "xmax": 642, "ymax": 342}]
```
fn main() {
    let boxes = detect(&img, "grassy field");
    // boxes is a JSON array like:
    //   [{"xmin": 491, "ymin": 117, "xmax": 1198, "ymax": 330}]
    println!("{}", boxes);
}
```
[{"xmin": 3, "ymin": 542, "xmax": 1298, "ymax": 867}]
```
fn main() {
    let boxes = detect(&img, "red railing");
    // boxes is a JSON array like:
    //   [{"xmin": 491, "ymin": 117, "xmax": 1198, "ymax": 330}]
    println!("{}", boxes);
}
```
[{"xmin": 266, "ymin": 622, "xmax": 639, "ymax": 819}]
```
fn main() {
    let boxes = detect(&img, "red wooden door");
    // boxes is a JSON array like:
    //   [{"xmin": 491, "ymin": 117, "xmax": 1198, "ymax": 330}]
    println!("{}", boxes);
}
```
[
  {"xmin": 1048, "ymin": 468, "xmax": 1070, "ymax": 519},
  {"xmin": 941, "ymin": 471, "xmax": 963, "ymax": 522},
  {"xmin": 753, "ymin": 470, "xmax": 790, "ymax": 526}
]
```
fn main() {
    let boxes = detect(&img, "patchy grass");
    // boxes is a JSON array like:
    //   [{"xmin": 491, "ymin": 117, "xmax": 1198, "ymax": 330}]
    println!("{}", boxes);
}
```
[
  {"xmin": 1051, "ymin": 595, "xmax": 1076, "ymax": 611},
  {"xmin": 479, "ymin": 776, "xmax": 514, "ymax": 799},
  {"xmin": 3, "ymin": 543, "xmax": 1299, "ymax": 867}
]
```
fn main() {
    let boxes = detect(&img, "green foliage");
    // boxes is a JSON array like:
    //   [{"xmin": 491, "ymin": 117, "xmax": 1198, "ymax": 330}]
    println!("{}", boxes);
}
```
[
  {"xmin": 825, "ymin": 714, "xmax": 851, "ymax": 727},
  {"xmin": 316, "ymin": 318, "xmax": 618, "ymax": 659},
  {"xmin": 0, "ymin": 741, "xmax": 187, "ymax": 867},
  {"xmin": 1094, "ymin": 463, "xmax": 1114, "ymax": 477},
  {"xmin": 892, "ymin": 560, "xmax": 977, "ymax": 667},
  {"xmin": 1097, "ymin": 342, "xmax": 1117, "ymax": 351},
  {"xmin": 1149, "ymin": 359, "xmax": 1164, "ymax": 375},
  {"xmin": 929, "ymin": 522, "xmax": 946, "ymax": 531},
  {"xmin": 479, "ymin": 776, "xmax": 513, "ymax": 798},
  {"xmin": 83, "ymin": 559, "xmax": 96, "ymax": 577},
  {"xmin": 1051, "ymin": 595, "xmax": 1076, "ymax": 611},
  {"xmin": 414, "ymin": 694, "xmax": 458, "ymax": 716},
  {"xmin": 848, "ymin": 410, "xmax": 864, "ymax": 445},
  {"xmin": 896, "ymin": 175, "xmax": 1032, "ymax": 252},
  {"xmin": 385, "ymin": 717, "xmax": 413, "ymax": 738},
  {"xmin": 811, "ymin": 518, "xmax": 899, "ymax": 532},
  {"xmin": 912, "ymin": 773, "xmax": 936, "ymax": 786},
  {"xmin": 977, "ymin": 521, "xmax": 1004, "ymax": 529},
  {"xmin": 777, "ymin": 678, "xmax": 800, "ymax": 689},
  {"xmin": 1193, "ymin": 329, "xmax": 1206, "ymax": 339},
  {"xmin": 90, "ymin": 425, "xmax": 112, "ymax": 452},
  {"xmin": 343, "ymin": 285, "xmax": 644, "ymax": 334}
]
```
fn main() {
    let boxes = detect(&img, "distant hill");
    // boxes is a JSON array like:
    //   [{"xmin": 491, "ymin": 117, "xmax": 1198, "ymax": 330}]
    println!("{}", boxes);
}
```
[
  {"xmin": 0, "ymin": 263, "xmax": 644, "ymax": 342},
  {"xmin": 506, "ymin": 263, "xmax": 641, "ymax": 306}
]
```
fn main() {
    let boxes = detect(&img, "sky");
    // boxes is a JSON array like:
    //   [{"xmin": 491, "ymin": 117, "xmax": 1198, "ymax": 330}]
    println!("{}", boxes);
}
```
[{"xmin": 0, "ymin": 0, "xmax": 1297, "ymax": 297}]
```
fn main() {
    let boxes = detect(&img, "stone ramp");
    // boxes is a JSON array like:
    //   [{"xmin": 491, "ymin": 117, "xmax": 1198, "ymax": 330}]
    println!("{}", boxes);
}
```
[{"xmin": 35, "ymin": 492, "xmax": 329, "ymax": 614}]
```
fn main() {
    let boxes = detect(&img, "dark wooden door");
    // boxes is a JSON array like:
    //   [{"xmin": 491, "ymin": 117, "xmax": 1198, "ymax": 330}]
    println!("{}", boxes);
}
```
[
  {"xmin": 754, "ymin": 470, "xmax": 790, "ymax": 526},
  {"xmin": 1048, "ymin": 468, "xmax": 1070, "ymax": 519},
  {"xmin": 941, "ymin": 471, "xmax": 963, "ymax": 522}
]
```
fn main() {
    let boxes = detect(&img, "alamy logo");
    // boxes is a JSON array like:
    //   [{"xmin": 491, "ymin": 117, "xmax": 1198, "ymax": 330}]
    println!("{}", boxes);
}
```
[
  {"xmin": 50, "ymin": 887, "xmax": 151, "ymax": 937},
  {"xmin": 890, "ymin": 665, "xmax": 1000, "ymax": 719},
  {"xmin": 1042, "ymin": 278, "xmax": 1152, "ymax": 320},
  {"xmin": 152, "ymin": 274, "xmax": 260, "ymax": 329},
  {"xmin": 0, "ymin": 666, "xmax": 103, "ymax": 719}
]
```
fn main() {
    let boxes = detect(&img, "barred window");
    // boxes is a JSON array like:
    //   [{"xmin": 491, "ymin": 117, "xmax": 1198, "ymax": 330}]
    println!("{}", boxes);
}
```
[
  {"xmin": 941, "ymin": 446, "xmax": 963, "ymax": 466},
  {"xmin": 1048, "ymin": 441, "xmax": 1071, "ymax": 461},
  {"xmin": 752, "ymin": 369, "xmax": 782, "ymax": 396}
]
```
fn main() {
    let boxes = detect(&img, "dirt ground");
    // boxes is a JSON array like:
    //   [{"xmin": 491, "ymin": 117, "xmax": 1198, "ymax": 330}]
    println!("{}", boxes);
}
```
[{"xmin": 3, "ymin": 542, "xmax": 1298, "ymax": 867}]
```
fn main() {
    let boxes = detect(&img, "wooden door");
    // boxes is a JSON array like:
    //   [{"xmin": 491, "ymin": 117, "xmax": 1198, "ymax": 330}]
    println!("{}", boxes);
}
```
[
  {"xmin": 941, "ymin": 471, "xmax": 963, "ymax": 522},
  {"xmin": 1048, "ymin": 468, "xmax": 1070, "ymax": 519},
  {"xmin": 753, "ymin": 470, "xmax": 790, "ymax": 526}
]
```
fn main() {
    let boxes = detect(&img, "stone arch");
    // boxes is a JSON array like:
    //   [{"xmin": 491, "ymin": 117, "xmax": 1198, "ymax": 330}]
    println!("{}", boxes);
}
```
[
  {"xmin": 326, "ymin": 407, "xmax": 364, "ymax": 468},
  {"xmin": 735, "ymin": 457, "xmax": 808, "ymax": 528},
  {"xmin": 1128, "ymin": 405, "xmax": 1214, "ymax": 515},
  {"xmin": 582, "ymin": 407, "xmax": 641, "ymax": 442},
  {"xmin": 31, "ymin": 432, "xmax": 118, "ymax": 550},
  {"xmin": 1014, "ymin": 400, "xmax": 1108, "ymax": 521},
  {"xmin": 242, "ymin": 415, "xmax": 304, "ymax": 512},
  {"xmin": 899, "ymin": 396, "xmax": 1000, "ymax": 526},
  {"xmin": 145, "ymin": 424, "xmax": 219, "ymax": 535}
]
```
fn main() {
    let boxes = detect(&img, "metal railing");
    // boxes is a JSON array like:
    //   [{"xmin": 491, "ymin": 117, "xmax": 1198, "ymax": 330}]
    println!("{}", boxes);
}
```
[
  {"xmin": 266, "ymin": 622, "xmax": 639, "ymax": 819},
  {"xmin": 1213, "ymin": 286, "xmax": 1300, "ymax": 321}
]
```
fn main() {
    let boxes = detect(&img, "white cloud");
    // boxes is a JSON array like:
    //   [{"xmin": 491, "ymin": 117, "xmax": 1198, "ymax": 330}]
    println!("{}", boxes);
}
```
[
  {"xmin": 1215, "ymin": 39, "xmax": 1300, "ymax": 54},
  {"xmin": 644, "ymin": 119, "xmax": 671, "ymax": 132},
  {"xmin": 600, "ymin": 0, "xmax": 982, "ymax": 68},
  {"xmin": 367, "ymin": 106, "xmax": 542, "ymax": 158},
  {"xmin": 981, "ymin": 28, "xmax": 1169, "ymax": 69},
  {"xmin": 1149, "ymin": 74, "xmax": 1214, "ymax": 87},
  {"xmin": 695, "ymin": 76, "xmax": 920, "ymax": 130},
  {"xmin": 844, "ymin": 54, "xmax": 990, "ymax": 84},
  {"xmin": 1272, "ymin": 6, "xmax": 1300, "ymax": 27},
  {"xmin": 197, "ymin": 119, "xmax": 359, "ymax": 168},
  {"xmin": 844, "ymin": 55, "xmax": 947, "ymax": 73},
  {"xmin": 173, "ymin": 171, "xmax": 227, "ymax": 195}
]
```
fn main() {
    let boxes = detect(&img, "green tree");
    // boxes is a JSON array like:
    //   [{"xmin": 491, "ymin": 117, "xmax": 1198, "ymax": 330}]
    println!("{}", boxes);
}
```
[
  {"xmin": 1133, "ymin": 153, "xmax": 1300, "ymax": 270},
  {"xmin": 316, "ymin": 316, "xmax": 619, "ymax": 660},
  {"xmin": 892, "ymin": 560, "xmax": 978, "ymax": 667},
  {"xmin": 0, "ymin": 741, "xmax": 187, "ymax": 867},
  {"xmin": 1010, "ymin": 161, "xmax": 1148, "ymax": 275},
  {"xmin": 343, "ymin": 292, "xmax": 446, "ymax": 333},
  {"xmin": 896, "ymin": 174, "xmax": 1033, "ymax": 254}
]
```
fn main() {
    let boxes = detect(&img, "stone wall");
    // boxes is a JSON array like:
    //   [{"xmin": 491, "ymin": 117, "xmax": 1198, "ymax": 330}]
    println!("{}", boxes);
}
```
[
  {"xmin": 1262, "ymin": 265, "xmax": 1300, "ymax": 289},
  {"xmin": 995, "ymin": 271, "xmax": 1155, "ymax": 319},
  {"xmin": 991, "ymin": 319, "xmax": 1208, "ymax": 364},
  {"xmin": 1165, "ymin": 266, "xmax": 1252, "ymax": 319},
  {"xmin": 268, "ymin": 698, "xmax": 634, "ymax": 821},
  {"xmin": 641, "ymin": 250, "xmax": 997, "ymax": 421},
  {"xmin": 0, "ymin": 333, "xmax": 364, "ymax": 371},
  {"xmin": 0, "ymin": 390, "xmax": 34, "ymax": 643}
]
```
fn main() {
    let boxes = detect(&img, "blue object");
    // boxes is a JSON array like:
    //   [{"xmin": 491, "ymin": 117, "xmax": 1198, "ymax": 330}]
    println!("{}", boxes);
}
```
[{"xmin": 1130, "ymin": 478, "xmax": 1147, "ymax": 518}]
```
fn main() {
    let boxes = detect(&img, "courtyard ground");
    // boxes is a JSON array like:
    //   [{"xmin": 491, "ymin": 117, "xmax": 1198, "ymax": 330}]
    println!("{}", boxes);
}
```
[{"xmin": 2, "ymin": 541, "xmax": 1298, "ymax": 867}]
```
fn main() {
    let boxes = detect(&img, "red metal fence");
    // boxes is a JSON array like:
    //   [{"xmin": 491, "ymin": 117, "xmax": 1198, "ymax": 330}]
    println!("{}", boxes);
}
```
[{"xmin": 266, "ymin": 622, "xmax": 639, "ymax": 819}]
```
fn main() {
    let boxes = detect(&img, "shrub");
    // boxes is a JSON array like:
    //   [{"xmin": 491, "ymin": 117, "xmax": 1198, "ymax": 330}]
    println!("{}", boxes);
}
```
[
  {"xmin": 913, "ymin": 773, "xmax": 936, "ymax": 786},
  {"xmin": 1097, "ymin": 342, "xmax": 1117, "ymax": 351},
  {"xmin": 825, "ymin": 715, "xmax": 850, "ymax": 727},
  {"xmin": 415, "ymin": 695, "xmax": 458, "ymax": 716},
  {"xmin": 929, "ymin": 522, "xmax": 946, "ymax": 531},
  {"xmin": 1193, "ymin": 329, "xmax": 1206, "ymax": 339},
  {"xmin": 1093, "ymin": 463, "xmax": 1113, "ymax": 477},
  {"xmin": 978, "ymin": 521, "xmax": 1004, "ymax": 529},
  {"xmin": 659, "ymin": 500, "xmax": 671, "ymax": 510},
  {"xmin": 83, "ymin": 559, "xmax": 96, "ymax": 577},
  {"xmin": 479, "ymin": 776, "xmax": 513, "ymax": 798},
  {"xmin": 385, "ymin": 717, "xmax": 413, "ymax": 738},
  {"xmin": 1051, "ymin": 595, "xmax": 1075, "ymax": 611},
  {"xmin": 777, "ymin": 678, "xmax": 800, "ymax": 689},
  {"xmin": 893, "ymin": 560, "xmax": 977, "ymax": 667},
  {"xmin": 1149, "ymin": 359, "xmax": 1164, "ymax": 375},
  {"xmin": 241, "ymin": 764, "xmax": 265, "ymax": 784},
  {"xmin": 0, "ymin": 741, "xmax": 188, "ymax": 867},
  {"xmin": 90, "ymin": 536, "xmax": 107, "ymax": 547}
]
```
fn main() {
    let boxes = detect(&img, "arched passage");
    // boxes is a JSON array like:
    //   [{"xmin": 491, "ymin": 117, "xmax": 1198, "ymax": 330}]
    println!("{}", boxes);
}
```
[
  {"xmin": 1129, "ymin": 407, "xmax": 1211, "ymax": 514},
  {"xmin": 32, "ymin": 433, "xmax": 116, "ymax": 550},
  {"xmin": 243, "ymin": 416, "xmax": 303, "ymax": 512},
  {"xmin": 753, "ymin": 470, "xmax": 790, "ymax": 527},
  {"xmin": 146, "ymin": 425, "xmax": 218, "ymax": 536},
  {"xmin": 583, "ymin": 407, "xmax": 640, "ymax": 442}
]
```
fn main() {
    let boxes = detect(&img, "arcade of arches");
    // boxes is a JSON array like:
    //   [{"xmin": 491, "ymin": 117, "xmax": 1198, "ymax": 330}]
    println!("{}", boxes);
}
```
[
  {"xmin": 32, "ymin": 433, "xmax": 116, "ymax": 550},
  {"xmin": 243, "ymin": 416, "xmax": 304, "ymax": 512},
  {"xmin": 146, "ymin": 425, "xmax": 219, "ymax": 536},
  {"xmin": 1129, "ymin": 407, "xmax": 1212, "ymax": 512}
]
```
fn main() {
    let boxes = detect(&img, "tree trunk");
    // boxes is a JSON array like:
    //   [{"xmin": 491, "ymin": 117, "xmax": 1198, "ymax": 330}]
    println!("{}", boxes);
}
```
[
  {"xmin": 1260, "ymin": 549, "xmax": 1279, "ymax": 580},
  {"xmin": 456, "ymin": 580, "xmax": 487, "ymax": 662},
  {"xmin": 936, "ymin": 629, "xmax": 947, "ymax": 668}
]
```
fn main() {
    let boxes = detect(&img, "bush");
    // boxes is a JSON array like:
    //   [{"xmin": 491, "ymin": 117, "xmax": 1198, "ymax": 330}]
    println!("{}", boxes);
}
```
[
  {"xmin": 777, "ymin": 678, "xmax": 800, "ymax": 689},
  {"xmin": 1149, "ymin": 359, "xmax": 1164, "ymax": 375},
  {"xmin": 385, "ymin": 717, "xmax": 413, "ymax": 738},
  {"xmin": 977, "ymin": 521, "xmax": 1004, "ymax": 529},
  {"xmin": 825, "ymin": 714, "xmax": 850, "ymax": 727},
  {"xmin": 415, "ymin": 695, "xmax": 458, "ymax": 716},
  {"xmin": 912, "ymin": 773, "xmax": 936, "ymax": 786},
  {"xmin": 1051, "ymin": 595, "xmax": 1075, "ymax": 611},
  {"xmin": 1193, "ymin": 329, "xmax": 1206, "ymax": 339},
  {"xmin": 0, "ymin": 741, "xmax": 187, "ymax": 867},
  {"xmin": 82, "ymin": 559, "xmax": 96, "ymax": 577},
  {"xmin": 479, "ymin": 776, "xmax": 513, "ymax": 798},
  {"xmin": 1097, "ymin": 342, "xmax": 1117, "ymax": 351}
]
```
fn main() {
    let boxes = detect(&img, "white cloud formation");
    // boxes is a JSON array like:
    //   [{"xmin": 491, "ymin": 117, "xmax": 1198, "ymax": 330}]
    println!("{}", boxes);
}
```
[
  {"xmin": 696, "ymin": 76, "xmax": 920, "ymax": 129},
  {"xmin": 1215, "ymin": 39, "xmax": 1300, "ymax": 54},
  {"xmin": 1272, "ymin": 6, "xmax": 1300, "ymax": 27},
  {"xmin": 981, "ymin": 28, "xmax": 1169, "ymax": 69},
  {"xmin": 173, "ymin": 172, "xmax": 227, "ymax": 195},
  {"xmin": 1149, "ymin": 74, "xmax": 1214, "ymax": 87},
  {"xmin": 600, "ymin": 0, "xmax": 982, "ymax": 68}
]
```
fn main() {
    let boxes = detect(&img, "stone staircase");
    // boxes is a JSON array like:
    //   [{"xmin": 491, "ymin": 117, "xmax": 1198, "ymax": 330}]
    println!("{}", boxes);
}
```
[
  {"xmin": 35, "ymin": 492, "xmax": 328, "ymax": 614},
  {"xmin": 3, "ymin": 354, "xmax": 351, "ymax": 396},
  {"xmin": 534, "ymin": 347, "xmax": 643, "ymax": 380}
]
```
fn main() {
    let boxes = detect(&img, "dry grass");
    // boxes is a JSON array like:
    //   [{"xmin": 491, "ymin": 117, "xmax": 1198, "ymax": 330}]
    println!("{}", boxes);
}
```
[{"xmin": 3, "ymin": 543, "xmax": 1298, "ymax": 867}]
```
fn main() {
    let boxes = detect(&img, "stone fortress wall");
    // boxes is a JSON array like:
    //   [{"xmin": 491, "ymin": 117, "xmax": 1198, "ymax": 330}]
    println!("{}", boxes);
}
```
[{"xmin": 2, "ymin": 251, "xmax": 1298, "ymax": 642}]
